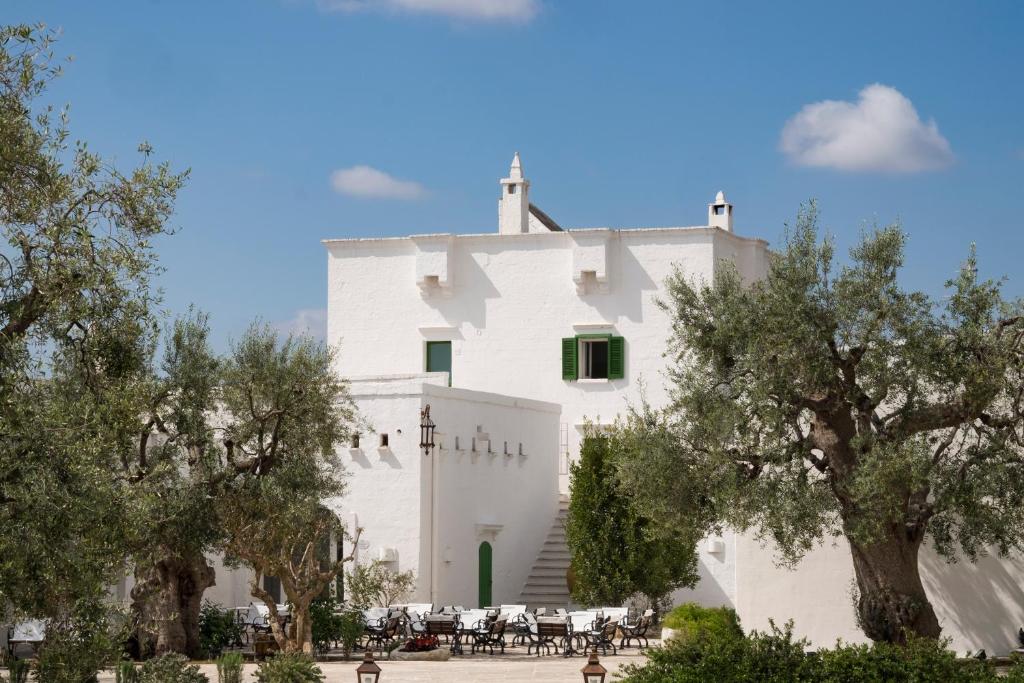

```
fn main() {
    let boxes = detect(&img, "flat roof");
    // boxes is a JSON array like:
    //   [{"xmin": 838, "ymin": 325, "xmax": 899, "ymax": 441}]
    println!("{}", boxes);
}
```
[{"xmin": 322, "ymin": 225, "xmax": 768, "ymax": 247}]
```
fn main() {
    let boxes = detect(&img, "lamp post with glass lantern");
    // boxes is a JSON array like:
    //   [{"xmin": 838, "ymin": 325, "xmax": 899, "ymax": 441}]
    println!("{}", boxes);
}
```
[
  {"xmin": 581, "ymin": 649, "xmax": 607, "ymax": 683},
  {"xmin": 356, "ymin": 650, "xmax": 381, "ymax": 683}
]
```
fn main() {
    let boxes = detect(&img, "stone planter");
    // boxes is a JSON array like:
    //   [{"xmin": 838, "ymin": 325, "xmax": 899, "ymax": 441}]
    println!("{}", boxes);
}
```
[
  {"xmin": 660, "ymin": 626, "xmax": 678, "ymax": 643},
  {"xmin": 389, "ymin": 647, "xmax": 451, "ymax": 661}
]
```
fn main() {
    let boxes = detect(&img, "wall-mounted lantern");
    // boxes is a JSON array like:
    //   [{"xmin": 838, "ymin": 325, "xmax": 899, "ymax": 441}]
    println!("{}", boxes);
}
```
[{"xmin": 420, "ymin": 404, "xmax": 435, "ymax": 456}]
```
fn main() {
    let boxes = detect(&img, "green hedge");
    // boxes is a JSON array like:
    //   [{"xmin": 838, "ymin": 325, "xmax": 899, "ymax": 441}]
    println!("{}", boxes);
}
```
[
  {"xmin": 622, "ymin": 620, "xmax": 1021, "ymax": 683},
  {"xmin": 662, "ymin": 603, "xmax": 743, "ymax": 643}
]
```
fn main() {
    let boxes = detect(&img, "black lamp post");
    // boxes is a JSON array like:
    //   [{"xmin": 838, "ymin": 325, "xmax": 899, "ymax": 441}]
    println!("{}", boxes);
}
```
[
  {"xmin": 581, "ymin": 650, "xmax": 607, "ymax": 683},
  {"xmin": 419, "ymin": 404, "xmax": 435, "ymax": 456},
  {"xmin": 356, "ymin": 650, "xmax": 382, "ymax": 683}
]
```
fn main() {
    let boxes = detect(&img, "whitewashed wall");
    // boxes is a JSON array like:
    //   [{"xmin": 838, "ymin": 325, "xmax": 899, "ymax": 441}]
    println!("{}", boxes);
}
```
[
  {"xmin": 325, "ymin": 226, "xmax": 769, "ymax": 492},
  {"xmin": 337, "ymin": 374, "xmax": 559, "ymax": 608},
  {"xmin": 734, "ymin": 532, "xmax": 1024, "ymax": 653}
]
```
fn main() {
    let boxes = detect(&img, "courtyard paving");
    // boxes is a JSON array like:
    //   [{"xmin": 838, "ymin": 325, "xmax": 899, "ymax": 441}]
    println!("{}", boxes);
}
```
[{"xmin": 94, "ymin": 650, "xmax": 650, "ymax": 682}]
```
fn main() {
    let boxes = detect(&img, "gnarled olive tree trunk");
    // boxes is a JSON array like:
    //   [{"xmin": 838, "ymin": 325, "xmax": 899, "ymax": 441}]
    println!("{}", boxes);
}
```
[
  {"xmin": 847, "ymin": 530, "xmax": 941, "ymax": 643},
  {"xmin": 131, "ymin": 549, "xmax": 216, "ymax": 657}
]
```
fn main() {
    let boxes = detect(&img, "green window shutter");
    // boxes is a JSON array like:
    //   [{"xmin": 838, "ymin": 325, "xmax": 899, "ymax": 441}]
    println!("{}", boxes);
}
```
[
  {"xmin": 608, "ymin": 336, "xmax": 625, "ymax": 379},
  {"xmin": 561, "ymin": 337, "xmax": 578, "ymax": 380}
]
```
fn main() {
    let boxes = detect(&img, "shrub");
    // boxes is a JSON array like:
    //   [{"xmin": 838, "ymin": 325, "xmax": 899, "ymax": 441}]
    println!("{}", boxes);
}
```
[
  {"xmin": 253, "ymin": 653, "xmax": 324, "ymax": 683},
  {"xmin": 138, "ymin": 654, "xmax": 209, "ymax": 683},
  {"xmin": 114, "ymin": 662, "xmax": 139, "ymax": 683},
  {"xmin": 34, "ymin": 602, "xmax": 128, "ymax": 683},
  {"xmin": 215, "ymin": 652, "xmax": 244, "ymax": 683},
  {"xmin": 310, "ymin": 600, "xmax": 364, "ymax": 657},
  {"xmin": 621, "ymin": 620, "xmax": 813, "ymax": 683},
  {"xmin": 662, "ymin": 603, "xmax": 743, "ymax": 643},
  {"xmin": 621, "ymin": 619, "xmax": 1010, "ymax": 683},
  {"xmin": 344, "ymin": 561, "xmax": 416, "ymax": 609},
  {"xmin": 815, "ymin": 636, "xmax": 996, "ymax": 682},
  {"xmin": 198, "ymin": 601, "xmax": 243, "ymax": 658},
  {"xmin": 6, "ymin": 659, "xmax": 30, "ymax": 683},
  {"xmin": 337, "ymin": 609, "xmax": 366, "ymax": 658}
]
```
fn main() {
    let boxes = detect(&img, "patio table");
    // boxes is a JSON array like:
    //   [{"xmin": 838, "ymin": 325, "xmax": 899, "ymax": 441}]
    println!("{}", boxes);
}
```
[{"xmin": 7, "ymin": 619, "xmax": 46, "ymax": 658}]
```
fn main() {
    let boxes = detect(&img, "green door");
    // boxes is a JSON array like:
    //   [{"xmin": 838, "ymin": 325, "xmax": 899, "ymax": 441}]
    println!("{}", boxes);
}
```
[{"xmin": 478, "ymin": 541, "xmax": 493, "ymax": 608}]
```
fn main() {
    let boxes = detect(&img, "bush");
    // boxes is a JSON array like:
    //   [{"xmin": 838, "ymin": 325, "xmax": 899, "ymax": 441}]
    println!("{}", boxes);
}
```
[
  {"xmin": 215, "ymin": 652, "xmax": 244, "ymax": 683},
  {"xmin": 34, "ymin": 601, "xmax": 128, "ymax": 683},
  {"xmin": 621, "ymin": 619, "xmax": 1013, "ymax": 683},
  {"xmin": 253, "ymin": 653, "xmax": 324, "ymax": 683},
  {"xmin": 344, "ymin": 561, "xmax": 416, "ymax": 609},
  {"xmin": 198, "ymin": 600, "xmax": 243, "ymax": 658},
  {"xmin": 114, "ymin": 662, "xmax": 139, "ymax": 683},
  {"xmin": 310, "ymin": 600, "xmax": 364, "ymax": 657},
  {"xmin": 5, "ymin": 659, "xmax": 30, "ymax": 683},
  {"xmin": 662, "ymin": 603, "xmax": 743, "ymax": 643},
  {"xmin": 138, "ymin": 654, "xmax": 209, "ymax": 683},
  {"xmin": 815, "ymin": 636, "xmax": 996, "ymax": 682}
]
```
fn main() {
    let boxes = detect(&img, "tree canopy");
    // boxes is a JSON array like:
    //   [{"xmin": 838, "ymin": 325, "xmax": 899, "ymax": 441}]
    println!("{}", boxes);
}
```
[{"xmin": 622, "ymin": 203, "xmax": 1024, "ymax": 643}]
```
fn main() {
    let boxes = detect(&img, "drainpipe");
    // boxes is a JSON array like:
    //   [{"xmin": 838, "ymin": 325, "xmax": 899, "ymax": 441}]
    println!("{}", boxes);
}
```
[{"xmin": 429, "ymin": 414, "xmax": 440, "ymax": 605}]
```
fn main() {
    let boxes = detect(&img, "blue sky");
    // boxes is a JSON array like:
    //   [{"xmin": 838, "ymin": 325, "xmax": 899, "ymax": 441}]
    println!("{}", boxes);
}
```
[{"xmin": 8, "ymin": 0, "xmax": 1024, "ymax": 350}]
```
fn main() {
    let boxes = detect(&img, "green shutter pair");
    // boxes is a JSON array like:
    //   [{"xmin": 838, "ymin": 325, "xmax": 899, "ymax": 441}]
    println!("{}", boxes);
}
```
[{"xmin": 561, "ymin": 335, "xmax": 625, "ymax": 380}]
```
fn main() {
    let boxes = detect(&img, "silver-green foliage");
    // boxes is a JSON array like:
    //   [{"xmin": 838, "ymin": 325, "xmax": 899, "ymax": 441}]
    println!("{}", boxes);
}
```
[
  {"xmin": 627, "ymin": 202, "xmax": 1024, "ymax": 642},
  {"xmin": 215, "ymin": 652, "xmax": 243, "ymax": 683},
  {"xmin": 138, "ymin": 654, "xmax": 208, "ymax": 683},
  {"xmin": 253, "ymin": 654, "xmax": 324, "ymax": 683}
]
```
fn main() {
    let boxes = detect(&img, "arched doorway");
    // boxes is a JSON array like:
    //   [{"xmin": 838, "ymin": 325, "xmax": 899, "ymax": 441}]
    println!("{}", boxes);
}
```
[{"xmin": 478, "ymin": 541, "xmax": 493, "ymax": 608}]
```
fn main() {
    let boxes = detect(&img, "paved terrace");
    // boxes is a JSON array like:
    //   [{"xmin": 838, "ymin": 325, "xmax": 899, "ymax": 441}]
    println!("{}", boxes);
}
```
[{"xmin": 94, "ymin": 651, "xmax": 649, "ymax": 682}]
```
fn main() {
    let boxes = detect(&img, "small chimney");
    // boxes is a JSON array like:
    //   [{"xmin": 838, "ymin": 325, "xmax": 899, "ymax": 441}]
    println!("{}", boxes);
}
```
[
  {"xmin": 708, "ymin": 190, "xmax": 733, "ymax": 232},
  {"xmin": 498, "ymin": 152, "xmax": 530, "ymax": 234}
]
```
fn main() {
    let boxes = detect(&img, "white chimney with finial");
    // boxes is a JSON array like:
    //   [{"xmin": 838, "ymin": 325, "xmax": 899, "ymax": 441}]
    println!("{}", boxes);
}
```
[
  {"xmin": 708, "ymin": 190, "xmax": 733, "ymax": 232},
  {"xmin": 498, "ymin": 152, "xmax": 530, "ymax": 234}
]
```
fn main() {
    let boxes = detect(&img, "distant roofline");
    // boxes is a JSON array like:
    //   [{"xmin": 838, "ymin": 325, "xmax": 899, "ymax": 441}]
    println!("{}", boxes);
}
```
[{"xmin": 322, "ymin": 225, "xmax": 768, "ymax": 247}]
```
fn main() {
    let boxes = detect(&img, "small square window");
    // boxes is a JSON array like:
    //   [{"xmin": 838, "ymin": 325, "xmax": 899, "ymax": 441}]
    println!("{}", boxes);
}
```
[
  {"xmin": 714, "ymin": 205, "xmax": 725, "ymax": 215},
  {"xmin": 508, "ymin": 185, "xmax": 516, "ymax": 195},
  {"xmin": 579, "ymin": 339, "xmax": 609, "ymax": 379}
]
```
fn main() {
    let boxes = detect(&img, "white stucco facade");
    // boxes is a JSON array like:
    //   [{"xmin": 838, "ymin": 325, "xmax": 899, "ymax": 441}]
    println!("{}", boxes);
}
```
[
  {"xmin": 316, "ymin": 154, "xmax": 1024, "ymax": 653},
  {"xmin": 336, "ymin": 374, "xmax": 558, "ymax": 607}
]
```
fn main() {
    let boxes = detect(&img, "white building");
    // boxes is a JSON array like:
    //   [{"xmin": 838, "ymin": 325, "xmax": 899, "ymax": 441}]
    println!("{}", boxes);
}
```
[
  {"xmin": 323, "ymin": 155, "xmax": 766, "ymax": 612},
  {"xmin": 320, "ymin": 155, "xmax": 1024, "ymax": 652}
]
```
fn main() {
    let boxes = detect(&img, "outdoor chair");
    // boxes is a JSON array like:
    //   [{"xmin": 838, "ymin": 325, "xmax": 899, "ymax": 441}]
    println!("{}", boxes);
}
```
[
  {"xmin": 581, "ymin": 616, "xmax": 618, "ymax": 656},
  {"xmin": 364, "ymin": 615, "xmax": 401, "ymax": 654},
  {"xmin": 554, "ymin": 608, "xmax": 568, "ymax": 617},
  {"xmin": 619, "ymin": 609, "xmax": 654, "ymax": 649},
  {"xmin": 534, "ymin": 607, "xmax": 547, "ymax": 616},
  {"xmin": 425, "ymin": 614, "xmax": 460, "ymax": 652},
  {"xmin": 471, "ymin": 617, "xmax": 508, "ymax": 655},
  {"xmin": 528, "ymin": 617, "xmax": 568, "ymax": 656},
  {"xmin": 511, "ymin": 610, "xmax": 535, "ymax": 647}
]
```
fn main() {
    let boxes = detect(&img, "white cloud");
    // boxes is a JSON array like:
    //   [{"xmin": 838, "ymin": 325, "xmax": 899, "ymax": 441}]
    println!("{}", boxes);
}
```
[
  {"xmin": 274, "ymin": 308, "xmax": 327, "ymax": 342},
  {"xmin": 780, "ymin": 84, "xmax": 954, "ymax": 173},
  {"xmin": 329, "ymin": 165, "xmax": 427, "ymax": 200},
  {"xmin": 316, "ymin": 0, "xmax": 539, "ymax": 22}
]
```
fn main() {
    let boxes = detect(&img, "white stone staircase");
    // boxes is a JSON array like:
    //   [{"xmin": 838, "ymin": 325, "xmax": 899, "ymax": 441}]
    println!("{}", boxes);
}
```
[{"xmin": 518, "ymin": 495, "xmax": 572, "ymax": 609}]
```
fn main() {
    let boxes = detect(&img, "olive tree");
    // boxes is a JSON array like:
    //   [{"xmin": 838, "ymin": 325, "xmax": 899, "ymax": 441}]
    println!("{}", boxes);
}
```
[
  {"xmin": 217, "ymin": 326, "xmax": 359, "ymax": 654},
  {"xmin": 635, "ymin": 204, "xmax": 1024, "ymax": 643},
  {"xmin": 0, "ymin": 22, "xmax": 185, "ymax": 626}
]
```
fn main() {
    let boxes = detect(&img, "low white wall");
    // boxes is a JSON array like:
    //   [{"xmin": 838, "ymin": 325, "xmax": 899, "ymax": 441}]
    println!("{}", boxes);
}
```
[
  {"xmin": 734, "ymin": 531, "xmax": 1024, "ymax": 654},
  {"xmin": 338, "ymin": 374, "xmax": 560, "ymax": 609},
  {"xmin": 428, "ymin": 383, "xmax": 560, "ymax": 608}
]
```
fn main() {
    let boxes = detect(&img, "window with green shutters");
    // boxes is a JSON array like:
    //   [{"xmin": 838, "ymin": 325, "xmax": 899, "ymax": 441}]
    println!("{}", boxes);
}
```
[{"xmin": 561, "ymin": 334, "xmax": 624, "ymax": 380}]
